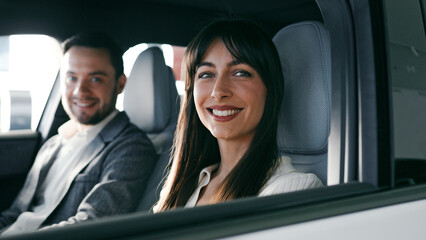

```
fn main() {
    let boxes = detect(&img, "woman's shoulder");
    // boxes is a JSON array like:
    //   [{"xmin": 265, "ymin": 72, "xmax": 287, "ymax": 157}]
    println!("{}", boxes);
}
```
[
  {"xmin": 258, "ymin": 156, "xmax": 323, "ymax": 196},
  {"xmin": 259, "ymin": 171, "xmax": 323, "ymax": 196}
]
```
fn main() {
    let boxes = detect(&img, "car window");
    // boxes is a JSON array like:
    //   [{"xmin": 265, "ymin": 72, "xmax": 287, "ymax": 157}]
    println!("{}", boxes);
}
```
[
  {"xmin": 0, "ymin": 35, "xmax": 61, "ymax": 132},
  {"xmin": 117, "ymin": 43, "xmax": 186, "ymax": 110},
  {"xmin": 423, "ymin": 0, "xmax": 426, "ymax": 26},
  {"xmin": 384, "ymin": 0, "xmax": 426, "ymax": 186}
]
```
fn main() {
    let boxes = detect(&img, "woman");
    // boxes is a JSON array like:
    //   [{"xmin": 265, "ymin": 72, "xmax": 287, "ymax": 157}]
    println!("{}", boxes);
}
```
[{"xmin": 155, "ymin": 19, "xmax": 322, "ymax": 212}]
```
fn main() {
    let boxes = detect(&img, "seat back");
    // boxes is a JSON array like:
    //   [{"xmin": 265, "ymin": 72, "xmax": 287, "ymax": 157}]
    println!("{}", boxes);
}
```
[
  {"xmin": 273, "ymin": 21, "xmax": 331, "ymax": 184},
  {"xmin": 123, "ymin": 47, "xmax": 180, "ymax": 211}
]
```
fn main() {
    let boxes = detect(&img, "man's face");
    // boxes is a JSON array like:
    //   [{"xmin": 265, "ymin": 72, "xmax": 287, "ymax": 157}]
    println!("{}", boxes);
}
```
[{"xmin": 60, "ymin": 46, "xmax": 126, "ymax": 125}]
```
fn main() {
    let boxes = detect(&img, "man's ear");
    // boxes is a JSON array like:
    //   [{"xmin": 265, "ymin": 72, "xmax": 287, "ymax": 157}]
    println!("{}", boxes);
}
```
[{"xmin": 117, "ymin": 74, "xmax": 126, "ymax": 94}]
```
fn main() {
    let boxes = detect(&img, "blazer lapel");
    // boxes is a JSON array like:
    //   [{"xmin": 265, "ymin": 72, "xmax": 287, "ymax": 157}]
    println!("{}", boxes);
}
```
[
  {"xmin": 48, "ymin": 112, "xmax": 129, "ymax": 211},
  {"xmin": 15, "ymin": 112, "xmax": 130, "ymax": 213},
  {"xmin": 63, "ymin": 112, "xmax": 129, "ymax": 189},
  {"xmin": 66, "ymin": 137, "xmax": 105, "ymax": 186},
  {"xmin": 37, "ymin": 141, "xmax": 62, "ymax": 186}
]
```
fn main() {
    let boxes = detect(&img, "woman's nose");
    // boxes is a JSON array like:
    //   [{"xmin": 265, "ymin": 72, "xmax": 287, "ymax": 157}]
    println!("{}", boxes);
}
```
[{"xmin": 211, "ymin": 74, "xmax": 232, "ymax": 101}]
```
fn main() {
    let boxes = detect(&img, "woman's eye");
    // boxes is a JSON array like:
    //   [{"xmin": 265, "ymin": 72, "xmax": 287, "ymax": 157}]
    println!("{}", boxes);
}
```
[
  {"xmin": 234, "ymin": 70, "xmax": 252, "ymax": 77},
  {"xmin": 198, "ymin": 72, "xmax": 213, "ymax": 79}
]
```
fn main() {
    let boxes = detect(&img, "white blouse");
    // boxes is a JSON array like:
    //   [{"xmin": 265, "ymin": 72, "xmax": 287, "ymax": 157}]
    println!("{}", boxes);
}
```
[{"xmin": 185, "ymin": 156, "xmax": 323, "ymax": 207}]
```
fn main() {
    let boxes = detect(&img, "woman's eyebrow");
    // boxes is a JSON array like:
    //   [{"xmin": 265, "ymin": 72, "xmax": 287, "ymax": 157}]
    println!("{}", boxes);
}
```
[
  {"xmin": 196, "ymin": 62, "xmax": 214, "ymax": 68},
  {"xmin": 228, "ymin": 60, "xmax": 242, "ymax": 67},
  {"xmin": 196, "ymin": 60, "xmax": 244, "ymax": 69}
]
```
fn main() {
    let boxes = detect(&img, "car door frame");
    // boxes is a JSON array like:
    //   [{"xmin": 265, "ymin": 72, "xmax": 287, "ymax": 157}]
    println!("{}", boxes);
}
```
[{"xmin": 0, "ymin": 71, "xmax": 67, "ymax": 212}]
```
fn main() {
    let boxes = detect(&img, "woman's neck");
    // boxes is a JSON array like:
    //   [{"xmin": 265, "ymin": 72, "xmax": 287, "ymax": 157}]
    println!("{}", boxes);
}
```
[
  {"xmin": 216, "ymin": 137, "xmax": 252, "ymax": 178},
  {"xmin": 195, "ymin": 136, "xmax": 253, "ymax": 206}
]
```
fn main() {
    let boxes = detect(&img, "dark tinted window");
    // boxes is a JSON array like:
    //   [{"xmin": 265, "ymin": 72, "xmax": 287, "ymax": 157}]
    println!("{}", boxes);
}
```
[{"xmin": 384, "ymin": 0, "xmax": 426, "ymax": 186}]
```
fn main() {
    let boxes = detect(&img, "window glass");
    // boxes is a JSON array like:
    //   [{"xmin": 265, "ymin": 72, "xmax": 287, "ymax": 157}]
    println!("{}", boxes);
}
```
[
  {"xmin": 0, "ymin": 35, "xmax": 61, "ymax": 132},
  {"xmin": 118, "ymin": 44, "xmax": 186, "ymax": 110},
  {"xmin": 423, "ymin": 0, "xmax": 426, "ymax": 32},
  {"xmin": 384, "ymin": 0, "xmax": 426, "ymax": 185}
]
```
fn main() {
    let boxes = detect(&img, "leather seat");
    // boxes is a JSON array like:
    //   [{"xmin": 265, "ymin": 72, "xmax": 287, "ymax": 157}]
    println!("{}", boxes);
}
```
[
  {"xmin": 123, "ymin": 47, "xmax": 180, "ymax": 211},
  {"xmin": 273, "ymin": 21, "xmax": 331, "ymax": 185}
]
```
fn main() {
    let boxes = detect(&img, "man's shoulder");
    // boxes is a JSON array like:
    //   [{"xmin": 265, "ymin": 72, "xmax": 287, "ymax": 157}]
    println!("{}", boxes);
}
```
[
  {"xmin": 98, "ymin": 112, "xmax": 157, "ymax": 166},
  {"xmin": 101, "ymin": 112, "xmax": 156, "ymax": 155},
  {"xmin": 101, "ymin": 111, "xmax": 149, "ymax": 141}
]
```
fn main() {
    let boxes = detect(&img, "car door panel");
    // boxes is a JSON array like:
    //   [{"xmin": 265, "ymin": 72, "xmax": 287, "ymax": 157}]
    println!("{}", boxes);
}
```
[{"xmin": 0, "ymin": 130, "xmax": 40, "ymax": 212}]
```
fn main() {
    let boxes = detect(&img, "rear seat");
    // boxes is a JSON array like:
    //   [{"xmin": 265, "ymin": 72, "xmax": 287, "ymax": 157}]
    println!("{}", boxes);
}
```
[{"xmin": 123, "ymin": 47, "xmax": 180, "ymax": 211}]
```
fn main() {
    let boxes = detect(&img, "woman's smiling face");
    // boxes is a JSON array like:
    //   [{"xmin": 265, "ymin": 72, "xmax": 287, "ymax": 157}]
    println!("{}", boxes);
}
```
[{"xmin": 193, "ymin": 38, "xmax": 267, "ymax": 143}]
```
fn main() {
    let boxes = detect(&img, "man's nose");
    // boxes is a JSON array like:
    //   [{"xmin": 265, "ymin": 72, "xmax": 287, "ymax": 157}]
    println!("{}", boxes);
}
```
[
  {"xmin": 73, "ymin": 78, "xmax": 90, "ymax": 95},
  {"xmin": 211, "ymin": 74, "xmax": 232, "ymax": 101}
]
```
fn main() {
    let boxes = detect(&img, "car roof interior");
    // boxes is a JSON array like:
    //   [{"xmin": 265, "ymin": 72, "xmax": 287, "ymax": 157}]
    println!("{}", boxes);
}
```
[{"xmin": 0, "ymin": 0, "xmax": 323, "ymax": 49}]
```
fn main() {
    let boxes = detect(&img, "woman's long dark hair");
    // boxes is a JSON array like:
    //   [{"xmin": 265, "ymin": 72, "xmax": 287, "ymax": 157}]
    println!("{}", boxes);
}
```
[{"xmin": 157, "ymin": 18, "xmax": 284, "ymax": 211}]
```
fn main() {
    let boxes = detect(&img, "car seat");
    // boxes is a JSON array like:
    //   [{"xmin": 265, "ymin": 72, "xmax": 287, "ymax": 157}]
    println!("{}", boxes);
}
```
[
  {"xmin": 273, "ymin": 21, "xmax": 331, "ymax": 185},
  {"xmin": 123, "ymin": 47, "xmax": 180, "ymax": 211}
]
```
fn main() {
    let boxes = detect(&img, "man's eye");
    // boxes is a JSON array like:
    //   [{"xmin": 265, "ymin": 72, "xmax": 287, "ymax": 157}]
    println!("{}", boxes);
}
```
[
  {"xmin": 91, "ymin": 77, "xmax": 101, "ymax": 82},
  {"xmin": 198, "ymin": 72, "xmax": 213, "ymax": 79},
  {"xmin": 67, "ymin": 76, "xmax": 77, "ymax": 82},
  {"xmin": 234, "ymin": 71, "xmax": 252, "ymax": 77}
]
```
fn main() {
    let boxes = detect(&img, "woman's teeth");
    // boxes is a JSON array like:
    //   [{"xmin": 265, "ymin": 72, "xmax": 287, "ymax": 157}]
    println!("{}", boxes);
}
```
[{"xmin": 212, "ymin": 109, "xmax": 241, "ymax": 117}]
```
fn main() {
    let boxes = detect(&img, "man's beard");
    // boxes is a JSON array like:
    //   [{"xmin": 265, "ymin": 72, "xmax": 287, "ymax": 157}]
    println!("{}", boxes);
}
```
[
  {"xmin": 76, "ymin": 102, "xmax": 116, "ymax": 125},
  {"xmin": 65, "ymin": 85, "xmax": 118, "ymax": 125}
]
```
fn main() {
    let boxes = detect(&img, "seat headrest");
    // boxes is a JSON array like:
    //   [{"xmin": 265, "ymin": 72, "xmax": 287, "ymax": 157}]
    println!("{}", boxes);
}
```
[
  {"xmin": 273, "ymin": 21, "xmax": 331, "ymax": 155},
  {"xmin": 123, "ymin": 47, "xmax": 179, "ymax": 133}
]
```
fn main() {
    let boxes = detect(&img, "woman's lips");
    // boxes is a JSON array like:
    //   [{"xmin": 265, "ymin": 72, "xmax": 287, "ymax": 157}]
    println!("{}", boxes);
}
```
[{"xmin": 207, "ymin": 105, "xmax": 243, "ymax": 122}]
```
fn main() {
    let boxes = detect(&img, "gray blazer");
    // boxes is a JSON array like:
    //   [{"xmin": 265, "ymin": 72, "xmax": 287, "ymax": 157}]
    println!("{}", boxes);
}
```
[{"xmin": 0, "ymin": 111, "xmax": 157, "ymax": 229}]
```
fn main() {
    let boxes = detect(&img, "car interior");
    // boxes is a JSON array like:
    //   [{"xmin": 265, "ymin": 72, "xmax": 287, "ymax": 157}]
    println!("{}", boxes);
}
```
[
  {"xmin": 0, "ymin": 0, "xmax": 369, "ymax": 229},
  {"xmin": 1, "ymin": 0, "xmax": 425, "ymax": 239}
]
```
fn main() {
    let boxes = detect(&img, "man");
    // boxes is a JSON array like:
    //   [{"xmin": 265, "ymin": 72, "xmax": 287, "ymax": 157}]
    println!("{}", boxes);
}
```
[{"xmin": 0, "ymin": 33, "xmax": 157, "ymax": 236}]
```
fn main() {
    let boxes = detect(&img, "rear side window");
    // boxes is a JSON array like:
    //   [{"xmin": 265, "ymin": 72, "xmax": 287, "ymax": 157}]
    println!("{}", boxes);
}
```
[
  {"xmin": 0, "ymin": 35, "xmax": 61, "ymax": 132},
  {"xmin": 116, "ymin": 43, "xmax": 186, "ymax": 110},
  {"xmin": 384, "ymin": 0, "xmax": 426, "ymax": 186}
]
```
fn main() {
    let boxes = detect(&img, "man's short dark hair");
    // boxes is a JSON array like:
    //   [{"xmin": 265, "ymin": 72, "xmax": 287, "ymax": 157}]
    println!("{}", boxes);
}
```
[{"xmin": 62, "ymin": 32, "xmax": 124, "ymax": 79}]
